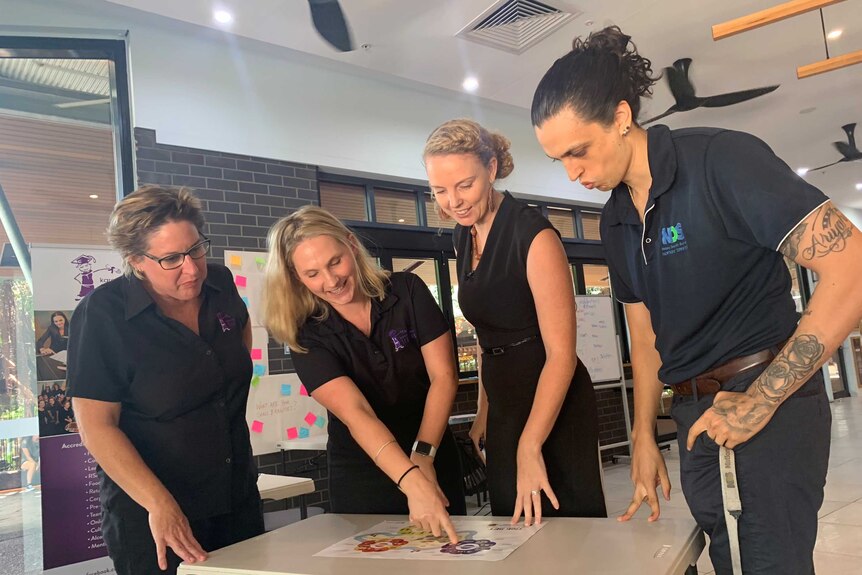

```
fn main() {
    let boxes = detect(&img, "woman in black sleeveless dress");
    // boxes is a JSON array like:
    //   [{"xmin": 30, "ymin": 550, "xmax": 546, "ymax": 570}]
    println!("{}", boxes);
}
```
[{"xmin": 424, "ymin": 119, "xmax": 606, "ymax": 523}]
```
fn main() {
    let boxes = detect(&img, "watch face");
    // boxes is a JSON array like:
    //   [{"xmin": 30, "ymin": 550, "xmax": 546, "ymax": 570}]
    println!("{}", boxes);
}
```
[{"xmin": 414, "ymin": 441, "xmax": 434, "ymax": 456}]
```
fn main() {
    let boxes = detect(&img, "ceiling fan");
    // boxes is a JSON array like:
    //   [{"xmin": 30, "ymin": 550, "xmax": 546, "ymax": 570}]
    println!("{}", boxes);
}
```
[
  {"xmin": 810, "ymin": 123, "xmax": 862, "ymax": 172},
  {"xmin": 641, "ymin": 58, "xmax": 779, "ymax": 125},
  {"xmin": 307, "ymin": 0, "xmax": 354, "ymax": 52}
]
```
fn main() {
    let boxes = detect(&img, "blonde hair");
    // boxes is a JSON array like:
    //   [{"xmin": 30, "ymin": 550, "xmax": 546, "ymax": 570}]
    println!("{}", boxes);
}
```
[
  {"xmin": 263, "ymin": 206, "xmax": 390, "ymax": 352},
  {"xmin": 106, "ymin": 185, "xmax": 205, "ymax": 278},
  {"xmin": 423, "ymin": 118, "xmax": 514, "ymax": 220}
]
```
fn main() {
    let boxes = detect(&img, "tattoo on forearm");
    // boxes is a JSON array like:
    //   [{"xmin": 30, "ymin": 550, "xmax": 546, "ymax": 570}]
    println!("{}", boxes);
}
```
[
  {"xmin": 781, "ymin": 203, "xmax": 853, "ymax": 261},
  {"xmin": 753, "ymin": 334, "xmax": 825, "ymax": 403}
]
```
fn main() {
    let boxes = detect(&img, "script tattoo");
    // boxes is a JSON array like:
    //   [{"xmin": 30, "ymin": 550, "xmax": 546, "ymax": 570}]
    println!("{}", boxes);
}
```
[
  {"xmin": 752, "ymin": 334, "xmax": 824, "ymax": 404},
  {"xmin": 780, "ymin": 203, "xmax": 853, "ymax": 261}
]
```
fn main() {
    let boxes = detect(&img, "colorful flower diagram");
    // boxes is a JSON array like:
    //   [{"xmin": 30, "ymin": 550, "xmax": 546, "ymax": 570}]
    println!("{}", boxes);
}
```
[{"xmin": 353, "ymin": 525, "xmax": 491, "ymax": 555}]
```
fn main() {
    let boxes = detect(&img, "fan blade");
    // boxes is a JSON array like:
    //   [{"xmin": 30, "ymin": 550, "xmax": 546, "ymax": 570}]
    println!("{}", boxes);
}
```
[
  {"xmin": 308, "ymin": 0, "xmax": 354, "ymax": 52},
  {"xmin": 699, "ymin": 85, "xmax": 779, "ymax": 108},
  {"xmin": 834, "ymin": 141, "xmax": 862, "ymax": 160},
  {"xmin": 665, "ymin": 60, "xmax": 696, "ymax": 102},
  {"xmin": 841, "ymin": 123, "xmax": 857, "ymax": 150},
  {"xmin": 640, "ymin": 107, "xmax": 679, "ymax": 126},
  {"xmin": 810, "ymin": 159, "xmax": 846, "ymax": 172}
]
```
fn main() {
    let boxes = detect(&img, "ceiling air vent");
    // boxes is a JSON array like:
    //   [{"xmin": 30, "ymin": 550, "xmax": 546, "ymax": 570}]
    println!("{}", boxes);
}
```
[{"xmin": 457, "ymin": 0, "xmax": 580, "ymax": 54}]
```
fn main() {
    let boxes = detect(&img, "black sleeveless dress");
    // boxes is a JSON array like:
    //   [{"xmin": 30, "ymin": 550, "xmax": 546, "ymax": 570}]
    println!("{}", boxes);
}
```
[{"xmin": 455, "ymin": 192, "xmax": 606, "ymax": 518}]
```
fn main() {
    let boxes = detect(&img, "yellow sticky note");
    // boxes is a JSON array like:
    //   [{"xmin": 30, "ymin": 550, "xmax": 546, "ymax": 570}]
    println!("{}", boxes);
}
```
[{"xmin": 230, "ymin": 255, "xmax": 242, "ymax": 267}]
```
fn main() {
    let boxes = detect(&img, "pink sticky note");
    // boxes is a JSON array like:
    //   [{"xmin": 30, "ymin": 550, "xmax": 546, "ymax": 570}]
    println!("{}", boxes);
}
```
[
  {"xmin": 251, "ymin": 420, "xmax": 264, "ymax": 433},
  {"xmin": 304, "ymin": 412, "xmax": 317, "ymax": 426},
  {"xmin": 250, "ymin": 348, "xmax": 262, "ymax": 360},
  {"xmin": 235, "ymin": 275, "xmax": 247, "ymax": 288},
  {"xmin": 286, "ymin": 427, "xmax": 298, "ymax": 440},
  {"xmin": 300, "ymin": 385, "xmax": 308, "ymax": 396}
]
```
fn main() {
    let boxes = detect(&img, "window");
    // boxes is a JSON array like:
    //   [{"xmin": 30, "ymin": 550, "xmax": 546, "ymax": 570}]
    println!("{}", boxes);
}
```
[
  {"xmin": 581, "ymin": 212, "xmax": 602, "ymax": 240},
  {"xmin": 547, "ymin": 207, "xmax": 576, "ymax": 238},
  {"xmin": 391, "ymin": 257, "xmax": 440, "ymax": 303},
  {"xmin": 374, "ymin": 188, "xmax": 417, "ymax": 225},
  {"xmin": 319, "ymin": 182, "xmax": 368, "ymax": 221},
  {"xmin": 448, "ymin": 260, "xmax": 477, "ymax": 374},
  {"xmin": 424, "ymin": 193, "xmax": 455, "ymax": 229},
  {"xmin": 583, "ymin": 264, "xmax": 611, "ymax": 296}
]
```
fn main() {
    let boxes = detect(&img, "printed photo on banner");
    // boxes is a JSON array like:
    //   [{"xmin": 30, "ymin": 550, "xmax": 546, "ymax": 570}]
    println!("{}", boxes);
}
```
[
  {"xmin": 36, "ymin": 380, "xmax": 77, "ymax": 437},
  {"xmin": 35, "ymin": 310, "xmax": 72, "ymax": 382}
]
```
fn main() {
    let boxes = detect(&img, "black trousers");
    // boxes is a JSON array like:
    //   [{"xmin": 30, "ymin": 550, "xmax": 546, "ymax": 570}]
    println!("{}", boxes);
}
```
[
  {"xmin": 672, "ymin": 367, "xmax": 831, "ymax": 575},
  {"xmin": 102, "ymin": 491, "xmax": 264, "ymax": 575}
]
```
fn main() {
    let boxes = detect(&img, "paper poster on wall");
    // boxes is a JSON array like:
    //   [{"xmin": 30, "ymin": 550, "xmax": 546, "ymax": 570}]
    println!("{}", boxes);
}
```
[
  {"xmin": 246, "ymin": 373, "xmax": 327, "ymax": 455},
  {"xmin": 32, "ymin": 246, "xmax": 119, "ymax": 574},
  {"xmin": 223, "ymin": 250, "xmax": 267, "ymax": 327}
]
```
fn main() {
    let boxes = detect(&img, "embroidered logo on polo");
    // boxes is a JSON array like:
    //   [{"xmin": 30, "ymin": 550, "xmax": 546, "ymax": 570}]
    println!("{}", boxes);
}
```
[
  {"xmin": 217, "ymin": 312, "xmax": 235, "ymax": 332},
  {"xmin": 660, "ymin": 222, "xmax": 688, "ymax": 256},
  {"xmin": 388, "ymin": 328, "xmax": 417, "ymax": 352}
]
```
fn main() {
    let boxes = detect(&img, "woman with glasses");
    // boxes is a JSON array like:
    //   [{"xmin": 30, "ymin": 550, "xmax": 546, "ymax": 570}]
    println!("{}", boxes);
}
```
[{"xmin": 67, "ymin": 186, "xmax": 263, "ymax": 575}]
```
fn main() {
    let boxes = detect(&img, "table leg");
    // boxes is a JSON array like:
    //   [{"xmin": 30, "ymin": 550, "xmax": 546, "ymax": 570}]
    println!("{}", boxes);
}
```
[
  {"xmin": 684, "ymin": 564, "xmax": 697, "ymax": 575},
  {"xmin": 300, "ymin": 494, "xmax": 308, "ymax": 520}
]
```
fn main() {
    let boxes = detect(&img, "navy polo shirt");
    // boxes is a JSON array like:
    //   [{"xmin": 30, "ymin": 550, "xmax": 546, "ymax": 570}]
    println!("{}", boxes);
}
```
[
  {"xmin": 291, "ymin": 272, "xmax": 450, "ymax": 459},
  {"xmin": 601, "ymin": 125, "xmax": 828, "ymax": 384},
  {"xmin": 67, "ymin": 264, "xmax": 257, "ymax": 521}
]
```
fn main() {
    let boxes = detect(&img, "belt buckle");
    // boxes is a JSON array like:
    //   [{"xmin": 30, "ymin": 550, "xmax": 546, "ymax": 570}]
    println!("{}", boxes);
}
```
[{"xmin": 490, "ymin": 346, "xmax": 505, "ymax": 356}]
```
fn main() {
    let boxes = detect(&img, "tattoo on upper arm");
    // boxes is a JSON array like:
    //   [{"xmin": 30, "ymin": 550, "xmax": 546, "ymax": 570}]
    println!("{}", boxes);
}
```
[
  {"xmin": 780, "ymin": 203, "xmax": 853, "ymax": 261},
  {"xmin": 753, "ymin": 334, "xmax": 824, "ymax": 403}
]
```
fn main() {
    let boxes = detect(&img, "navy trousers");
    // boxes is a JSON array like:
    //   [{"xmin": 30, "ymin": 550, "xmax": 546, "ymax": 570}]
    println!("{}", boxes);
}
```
[{"xmin": 672, "ymin": 367, "xmax": 831, "ymax": 575}]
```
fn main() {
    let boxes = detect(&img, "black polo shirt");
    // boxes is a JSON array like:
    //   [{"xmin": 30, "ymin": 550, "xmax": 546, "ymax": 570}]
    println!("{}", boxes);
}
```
[
  {"xmin": 67, "ymin": 264, "xmax": 256, "ymax": 521},
  {"xmin": 601, "ymin": 125, "xmax": 828, "ymax": 384},
  {"xmin": 292, "ymin": 272, "xmax": 449, "ymax": 459}
]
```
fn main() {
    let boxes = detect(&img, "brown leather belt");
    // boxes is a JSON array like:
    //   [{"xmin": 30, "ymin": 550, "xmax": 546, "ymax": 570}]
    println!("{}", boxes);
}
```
[{"xmin": 670, "ymin": 342, "xmax": 785, "ymax": 397}]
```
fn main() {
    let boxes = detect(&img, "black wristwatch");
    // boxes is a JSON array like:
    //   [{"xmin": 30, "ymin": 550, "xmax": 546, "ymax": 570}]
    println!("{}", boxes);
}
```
[{"xmin": 412, "ymin": 440, "xmax": 437, "ymax": 459}]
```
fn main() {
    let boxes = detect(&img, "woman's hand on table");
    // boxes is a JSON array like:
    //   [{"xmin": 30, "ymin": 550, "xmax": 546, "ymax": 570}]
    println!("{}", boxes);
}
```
[
  {"xmin": 400, "ymin": 468, "xmax": 459, "ymax": 544},
  {"xmin": 512, "ymin": 443, "xmax": 558, "ymax": 527},
  {"xmin": 147, "ymin": 498, "xmax": 207, "ymax": 569}
]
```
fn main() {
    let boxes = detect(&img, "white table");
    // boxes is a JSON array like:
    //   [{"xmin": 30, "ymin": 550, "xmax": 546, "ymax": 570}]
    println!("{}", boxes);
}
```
[
  {"xmin": 276, "ymin": 436, "xmax": 328, "ymax": 452},
  {"xmin": 447, "ymin": 413, "xmax": 477, "ymax": 425},
  {"xmin": 178, "ymin": 514, "xmax": 704, "ymax": 575},
  {"xmin": 257, "ymin": 474, "xmax": 315, "ymax": 520}
]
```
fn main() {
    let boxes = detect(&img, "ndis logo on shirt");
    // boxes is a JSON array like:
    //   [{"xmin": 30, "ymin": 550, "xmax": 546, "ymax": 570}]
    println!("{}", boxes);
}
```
[{"xmin": 660, "ymin": 223, "xmax": 688, "ymax": 256}]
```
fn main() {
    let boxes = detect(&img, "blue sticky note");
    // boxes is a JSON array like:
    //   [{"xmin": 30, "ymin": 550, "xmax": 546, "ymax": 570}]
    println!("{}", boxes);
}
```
[
  {"xmin": 280, "ymin": 384, "xmax": 291, "ymax": 396},
  {"xmin": 299, "ymin": 427, "xmax": 310, "ymax": 438},
  {"xmin": 241, "ymin": 296, "xmax": 250, "ymax": 306},
  {"xmin": 253, "ymin": 364, "xmax": 265, "ymax": 376},
  {"xmin": 314, "ymin": 416, "xmax": 326, "ymax": 429}
]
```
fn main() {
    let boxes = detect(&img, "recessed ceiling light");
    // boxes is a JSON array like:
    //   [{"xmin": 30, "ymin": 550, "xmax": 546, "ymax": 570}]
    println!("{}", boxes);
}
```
[
  {"xmin": 88, "ymin": 194, "xmax": 99, "ymax": 199},
  {"xmin": 856, "ymin": 183, "xmax": 862, "ymax": 191},
  {"xmin": 214, "ymin": 10, "xmax": 234, "ymax": 24},
  {"xmin": 827, "ymin": 29, "xmax": 842, "ymax": 40},
  {"xmin": 462, "ymin": 76, "xmax": 479, "ymax": 92},
  {"xmin": 796, "ymin": 167, "xmax": 809, "ymax": 176}
]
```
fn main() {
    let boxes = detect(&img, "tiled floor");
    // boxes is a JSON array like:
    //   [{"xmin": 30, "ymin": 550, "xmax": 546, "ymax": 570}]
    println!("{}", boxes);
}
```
[
  {"xmin": 602, "ymin": 394, "xmax": 862, "ymax": 574},
  {"xmin": 466, "ymin": 393, "xmax": 862, "ymax": 573}
]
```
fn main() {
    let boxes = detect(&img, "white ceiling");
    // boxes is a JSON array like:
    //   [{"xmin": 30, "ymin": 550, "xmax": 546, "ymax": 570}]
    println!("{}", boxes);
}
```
[{"xmin": 105, "ymin": 0, "xmax": 862, "ymax": 207}]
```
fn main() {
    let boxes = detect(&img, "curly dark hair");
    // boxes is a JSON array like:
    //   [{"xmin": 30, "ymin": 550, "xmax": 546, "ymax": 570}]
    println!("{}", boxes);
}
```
[{"xmin": 531, "ymin": 26, "xmax": 659, "ymax": 127}]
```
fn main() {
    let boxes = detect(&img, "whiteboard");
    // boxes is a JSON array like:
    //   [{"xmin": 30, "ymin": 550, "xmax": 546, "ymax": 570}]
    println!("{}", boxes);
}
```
[
  {"xmin": 575, "ymin": 296, "xmax": 622, "ymax": 383},
  {"xmin": 246, "ymin": 373, "xmax": 328, "ymax": 456}
]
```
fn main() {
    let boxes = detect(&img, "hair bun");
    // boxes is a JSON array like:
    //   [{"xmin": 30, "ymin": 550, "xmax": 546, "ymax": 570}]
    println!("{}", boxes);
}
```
[{"xmin": 574, "ymin": 25, "xmax": 630, "ymax": 56}]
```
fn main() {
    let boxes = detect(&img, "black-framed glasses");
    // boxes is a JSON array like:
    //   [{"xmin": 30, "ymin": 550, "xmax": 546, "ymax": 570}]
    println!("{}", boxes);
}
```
[{"xmin": 143, "ymin": 236, "xmax": 211, "ymax": 270}]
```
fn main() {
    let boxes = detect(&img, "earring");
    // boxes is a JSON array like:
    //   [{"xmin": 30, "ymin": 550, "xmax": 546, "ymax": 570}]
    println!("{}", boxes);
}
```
[
  {"xmin": 622, "ymin": 125, "xmax": 631, "ymax": 136},
  {"xmin": 487, "ymin": 185, "xmax": 496, "ymax": 213}
]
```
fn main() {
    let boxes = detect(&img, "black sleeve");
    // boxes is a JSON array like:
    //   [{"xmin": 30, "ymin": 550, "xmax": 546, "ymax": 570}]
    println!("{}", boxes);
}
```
[
  {"xmin": 66, "ymin": 294, "xmax": 129, "ymax": 403},
  {"xmin": 292, "ymin": 331, "xmax": 349, "ymax": 394},
  {"xmin": 405, "ymin": 273, "xmax": 449, "ymax": 346},
  {"xmin": 514, "ymin": 205, "xmax": 559, "ymax": 264},
  {"xmin": 705, "ymin": 130, "xmax": 829, "ymax": 250},
  {"xmin": 36, "ymin": 328, "xmax": 51, "ymax": 349}
]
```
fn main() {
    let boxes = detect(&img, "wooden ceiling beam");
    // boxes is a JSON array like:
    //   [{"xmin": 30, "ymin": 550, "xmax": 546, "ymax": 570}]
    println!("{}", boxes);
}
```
[
  {"xmin": 712, "ymin": 0, "xmax": 846, "ymax": 41},
  {"xmin": 797, "ymin": 49, "xmax": 862, "ymax": 78}
]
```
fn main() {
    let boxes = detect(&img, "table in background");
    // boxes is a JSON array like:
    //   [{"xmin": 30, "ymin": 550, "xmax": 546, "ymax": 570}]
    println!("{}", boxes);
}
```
[
  {"xmin": 178, "ymin": 513, "xmax": 704, "ymax": 575},
  {"xmin": 257, "ymin": 474, "xmax": 315, "ymax": 520}
]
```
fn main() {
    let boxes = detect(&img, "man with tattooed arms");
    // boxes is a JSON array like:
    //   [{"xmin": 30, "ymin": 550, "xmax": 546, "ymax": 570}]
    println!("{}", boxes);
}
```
[{"xmin": 531, "ymin": 26, "xmax": 862, "ymax": 575}]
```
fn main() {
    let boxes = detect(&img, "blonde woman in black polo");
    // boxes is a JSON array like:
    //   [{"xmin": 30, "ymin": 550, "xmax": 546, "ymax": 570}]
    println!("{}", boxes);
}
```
[{"xmin": 263, "ymin": 206, "xmax": 464, "ymax": 544}]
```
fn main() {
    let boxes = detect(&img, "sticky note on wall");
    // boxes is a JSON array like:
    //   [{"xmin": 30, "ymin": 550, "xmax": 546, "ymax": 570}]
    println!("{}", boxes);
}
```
[
  {"xmin": 300, "ymin": 385, "xmax": 308, "ymax": 396},
  {"xmin": 314, "ymin": 416, "xmax": 326, "ymax": 429},
  {"xmin": 299, "ymin": 427, "xmax": 310, "ymax": 438},
  {"xmin": 251, "ymin": 375, "xmax": 260, "ymax": 388},
  {"xmin": 253, "ymin": 364, "xmax": 266, "ymax": 376},
  {"xmin": 251, "ymin": 348, "xmax": 262, "ymax": 360},
  {"xmin": 230, "ymin": 255, "xmax": 242, "ymax": 267},
  {"xmin": 241, "ymin": 296, "xmax": 250, "ymax": 306},
  {"xmin": 304, "ymin": 412, "xmax": 317, "ymax": 426},
  {"xmin": 251, "ymin": 420, "xmax": 263, "ymax": 433},
  {"xmin": 280, "ymin": 384, "xmax": 291, "ymax": 396},
  {"xmin": 286, "ymin": 427, "xmax": 298, "ymax": 440},
  {"xmin": 235, "ymin": 275, "xmax": 247, "ymax": 288}
]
